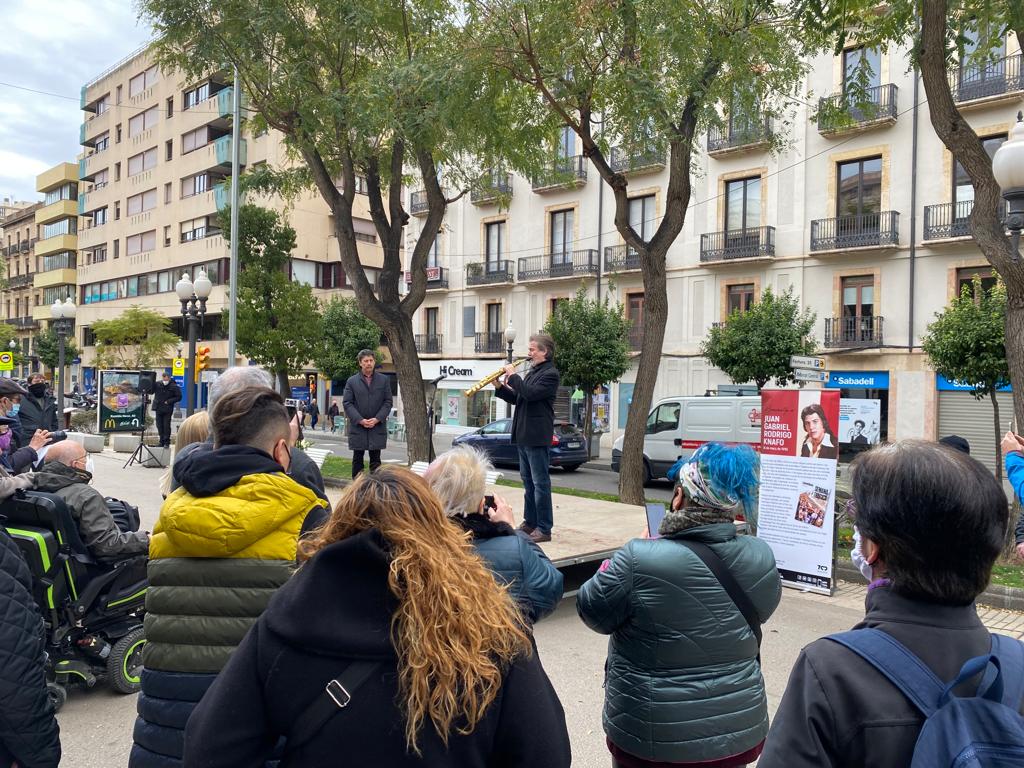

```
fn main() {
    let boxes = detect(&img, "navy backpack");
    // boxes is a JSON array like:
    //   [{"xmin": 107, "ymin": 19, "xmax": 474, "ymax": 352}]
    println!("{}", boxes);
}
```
[{"xmin": 828, "ymin": 628, "xmax": 1024, "ymax": 767}]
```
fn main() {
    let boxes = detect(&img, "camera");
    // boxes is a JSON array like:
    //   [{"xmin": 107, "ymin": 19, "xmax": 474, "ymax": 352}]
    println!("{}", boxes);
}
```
[
  {"xmin": 47, "ymin": 431, "xmax": 67, "ymax": 445},
  {"xmin": 483, "ymin": 494, "xmax": 496, "ymax": 511}
]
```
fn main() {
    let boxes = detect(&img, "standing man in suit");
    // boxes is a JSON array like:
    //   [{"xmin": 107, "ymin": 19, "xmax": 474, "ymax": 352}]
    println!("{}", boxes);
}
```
[
  {"xmin": 152, "ymin": 372, "xmax": 182, "ymax": 449},
  {"xmin": 342, "ymin": 349, "xmax": 393, "ymax": 478},
  {"xmin": 494, "ymin": 332, "xmax": 560, "ymax": 543}
]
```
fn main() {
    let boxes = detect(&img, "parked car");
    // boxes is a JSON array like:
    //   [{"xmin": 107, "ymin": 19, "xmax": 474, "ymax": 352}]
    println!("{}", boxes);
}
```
[{"xmin": 452, "ymin": 419, "xmax": 589, "ymax": 471}]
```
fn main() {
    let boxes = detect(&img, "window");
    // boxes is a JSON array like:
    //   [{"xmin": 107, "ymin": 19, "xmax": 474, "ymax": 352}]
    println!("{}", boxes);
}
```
[
  {"xmin": 427, "ymin": 236, "xmax": 440, "ymax": 268},
  {"xmin": 840, "ymin": 275, "xmax": 875, "ymax": 343},
  {"xmin": 557, "ymin": 125, "xmax": 574, "ymax": 159},
  {"xmin": 90, "ymin": 246, "xmax": 107, "ymax": 264},
  {"xmin": 43, "ymin": 286, "xmax": 73, "ymax": 305},
  {"xmin": 953, "ymin": 135, "xmax": 1006, "ymax": 207},
  {"xmin": 290, "ymin": 259, "xmax": 315, "ymax": 285},
  {"xmin": 114, "ymin": 162, "xmax": 121, "ymax": 181},
  {"xmin": 126, "ymin": 189, "xmax": 157, "ymax": 215},
  {"xmin": 646, "ymin": 402, "xmax": 680, "ymax": 434},
  {"xmin": 550, "ymin": 297, "xmax": 568, "ymax": 315},
  {"xmin": 126, "ymin": 230, "xmax": 156, "ymax": 255},
  {"xmin": 956, "ymin": 266, "xmax": 998, "ymax": 300},
  {"xmin": 486, "ymin": 303, "xmax": 502, "ymax": 334},
  {"xmin": 836, "ymin": 156, "xmax": 882, "ymax": 218},
  {"xmin": 116, "ymin": 123, "xmax": 122, "ymax": 143},
  {"xmin": 165, "ymin": 182, "xmax": 172, "ymax": 203},
  {"xmin": 114, "ymin": 201, "xmax": 121, "ymax": 221},
  {"xmin": 316, "ymin": 263, "xmax": 343, "ymax": 289},
  {"xmin": 727, "ymin": 283, "xmax": 755, "ymax": 314},
  {"xmin": 628, "ymin": 194, "xmax": 656, "ymax": 242},
  {"xmin": 725, "ymin": 177, "xmax": 760, "ymax": 232},
  {"xmin": 92, "ymin": 207, "xmax": 107, "ymax": 226},
  {"xmin": 182, "ymin": 126, "xmax": 209, "ymax": 154},
  {"xmin": 95, "ymin": 95, "xmax": 110, "ymax": 115},
  {"xmin": 44, "ymin": 183, "xmax": 76, "ymax": 205},
  {"xmin": 42, "ymin": 252, "xmax": 75, "ymax": 271},
  {"xmin": 166, "ymin": 140, "xmax": 173, "ymax": 161},
  {"xmin": 485, "ymin": 221, "xmax": 504, "ymax": 269},
  {"xmin": 93, "ymin": 168, "xmax": 109, "ymax": 188},
  {"xmin": 957, "ymin": 25, "xmax": 1006, "ymax": 88},
  {"xmin": 42, "ymin": 219, "xmax": 76, "ymax": 239},
  {"xmin": 425, "ymin": 307, "xmax": 438, "ymax": 337},
  {"xmin": 183, "ymin": 82, "xmax": 211, "ymax": 110},
  {"xmin": 128, "ymin": 106, "xmax": 158, "ymax": 136},
  {"xmin": 842, "ymin": 46, "xmax": 881, "ymax": 90},
  {"xmin": 181, "ymin": 217, "xmax": 213, "ymax": 242},
  {"xmin": 627, "ymin": 293, "xmax": 644, "ymax": 327},
  {"xmin": 181, "ymin": 173, "xmax": 210, "ymax": 197},
  {"xmin": 127, "ymin": 148, "xmax": 157, "ymax": 176},
  {"xmin": 550, "ymin": 209, "xmax": 573, "ymax": 263},
  {"xmin": 94, "ymin": 133, "xmax": 109, "ymax": 153},
  {"xmin": 165, "ymin": 96, "xmax": 174, "ymax": 118},
  {"xmin": 115, "ymin": 84, "xmax": 122, "ymax": 104},
  {"xmin": 164, "ymin": 226, "xmax": 171, "ymax": 247},
  {"xmin": 113, "ymin": 239, "xmax": 119, "ymax": 259},
  {"xmin": 129, "ymin": 65, "xmax": 158, "ymax": 97}
]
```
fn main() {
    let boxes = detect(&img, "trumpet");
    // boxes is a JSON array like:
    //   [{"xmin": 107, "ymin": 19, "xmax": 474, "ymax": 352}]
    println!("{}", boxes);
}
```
[{"xmin": 465, "ymin": 358, "xmax": 529, "ymax": 396}]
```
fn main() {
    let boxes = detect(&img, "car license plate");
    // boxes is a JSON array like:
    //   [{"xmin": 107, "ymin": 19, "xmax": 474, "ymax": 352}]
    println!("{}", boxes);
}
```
[{"xmin": 566, "ymin": 441, "xmax": 580, "ymax": 448}]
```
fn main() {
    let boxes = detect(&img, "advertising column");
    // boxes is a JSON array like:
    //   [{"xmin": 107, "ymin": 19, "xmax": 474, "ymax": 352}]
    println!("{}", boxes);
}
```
[{"xmin": 756, "ymin": 388, "xmax": 840, "ymax": 595}]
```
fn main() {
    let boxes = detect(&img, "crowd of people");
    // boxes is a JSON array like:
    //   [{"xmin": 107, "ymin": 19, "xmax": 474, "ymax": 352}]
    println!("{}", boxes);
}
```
[{"xmin": 0, "ymin": 362, "xmax": 1023, "ymax": 767}]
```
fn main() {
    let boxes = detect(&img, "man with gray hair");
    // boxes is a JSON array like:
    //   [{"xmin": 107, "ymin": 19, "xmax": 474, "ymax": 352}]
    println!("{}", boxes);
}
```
[{"xmin": 169, "ymin": 367, "xmax": 328, "ymax": 508}]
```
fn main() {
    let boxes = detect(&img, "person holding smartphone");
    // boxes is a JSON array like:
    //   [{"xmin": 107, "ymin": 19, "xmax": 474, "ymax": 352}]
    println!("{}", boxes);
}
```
[{"xmin": 1001, "ymin": 429, "xmax": 1024, "ymax": 560}]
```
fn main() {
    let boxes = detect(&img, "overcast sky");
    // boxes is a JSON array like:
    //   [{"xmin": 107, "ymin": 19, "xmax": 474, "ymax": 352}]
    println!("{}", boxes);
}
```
[{"xmin": 0, "ymin": 1, "xmax": 152, "ymax": 204}]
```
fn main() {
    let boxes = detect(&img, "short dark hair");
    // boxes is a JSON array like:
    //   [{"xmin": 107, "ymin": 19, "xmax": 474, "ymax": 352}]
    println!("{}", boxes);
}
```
[
  {"xmin": 854, "ymin": 419, "xmax": 865, "ymax": 429},
  {"xmin": 212, "ymin": 386, "xmax": 290, "ymax": 449},
  {"xmin": 530, "ymin": 332, "xmax": 555, "ymax": 361},
  {"xmin": 358, "ymin": 349, "xmax": 375, "ymax": 362},
  {"xmin": 852, "ymin": 440, "xmax": 1006, "ymax": 605},
  {"xmin": 800, "ymin": 403, "xmax": 832, "ymax": 434}
]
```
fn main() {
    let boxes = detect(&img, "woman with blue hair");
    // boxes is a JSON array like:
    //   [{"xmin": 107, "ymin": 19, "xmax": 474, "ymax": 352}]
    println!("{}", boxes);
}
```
[{"xmin": 577, "ymin": 443, "xmax": 781, "ymax": 768}]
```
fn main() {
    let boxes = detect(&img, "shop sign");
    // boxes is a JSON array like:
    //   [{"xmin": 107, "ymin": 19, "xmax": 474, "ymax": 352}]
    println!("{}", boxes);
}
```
[
  {"xmin": 826, "ymin": 371, "xmax": 889, "ymax": 390},
  {"xmin": 936, "ymin": 374, "xmax": 1011, "ymax": 392},
  {"xmin": 420, "ymin": 360, "xmax": 479, "ymax": 380}
]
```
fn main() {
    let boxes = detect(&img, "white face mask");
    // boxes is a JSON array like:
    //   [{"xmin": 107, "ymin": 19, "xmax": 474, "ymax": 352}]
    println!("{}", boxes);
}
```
[{"xmin": 85, "ymin": 457, "xmax": 95, "ymax": 476}]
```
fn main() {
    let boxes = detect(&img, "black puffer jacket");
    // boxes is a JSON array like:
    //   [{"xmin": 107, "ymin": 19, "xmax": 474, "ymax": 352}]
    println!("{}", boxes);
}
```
[{"xmin": 0, "ymin": 527, "xmax": 60, "ymax": 768}]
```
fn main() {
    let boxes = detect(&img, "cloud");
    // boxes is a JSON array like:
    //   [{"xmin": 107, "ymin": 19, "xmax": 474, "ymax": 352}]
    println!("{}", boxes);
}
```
[{"xmin": 0, "ymin": 0, "xmax": 152, "ymax": 202}]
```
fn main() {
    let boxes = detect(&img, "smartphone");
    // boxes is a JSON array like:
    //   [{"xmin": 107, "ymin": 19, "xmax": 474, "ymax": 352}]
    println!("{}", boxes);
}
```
[
  {"xmin": 645, "ymin": 503, "xmax": 667, "ymax": 539},
  {"xmin": 483, "ymin": 494, "xmax": 496, "ymax": 511},
  {"xmin": 284, "ymin": 397, "xmax": 300, "ymax": 420}
]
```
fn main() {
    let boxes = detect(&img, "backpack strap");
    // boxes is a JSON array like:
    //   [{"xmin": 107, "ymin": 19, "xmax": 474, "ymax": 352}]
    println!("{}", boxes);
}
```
[
  {"xmin": 286, "ymin": 660, "xmax": 380, "ymax": 751},
  {"xmin": 827, "ymin": 629, "xmax": 945, "ymax": 717},
  {"xmin": 990, "ymin": 634, "xmax": 1024, "ymax": 709}
]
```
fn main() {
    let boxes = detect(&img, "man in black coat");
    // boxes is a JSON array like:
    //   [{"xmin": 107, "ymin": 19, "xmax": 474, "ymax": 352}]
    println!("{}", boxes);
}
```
[
  {"xmin": 494, "ymin": 333, "xmax": 560, "ymax": 543},
  {"xmin": 151, "ymin": 372, "xmax": 182, "ymax": 448},
  {"xmin": 0, "ymin": 526, "xmax": 61, "ymax": 768},
  {"xmin": 342, "ymin": 350, "xmax": 393, "ymax": 478},
  {"xmin": 19, "ymin": 374, "xmax": 58, "ymax": 435}
]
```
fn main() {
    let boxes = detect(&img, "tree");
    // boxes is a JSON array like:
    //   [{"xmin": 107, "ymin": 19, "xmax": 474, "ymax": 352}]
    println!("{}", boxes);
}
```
[
  {"xmin": 224, "ymin": 205, "xmax": 323, "ymax": 394},
  {"xmin": 923, "ymin": 279, "xmax": 1009, "ymax": 480},
  {"xmin": 701, "ymin": 288, "xmax": 818, "ymax": 391},
  {"xmin": 141, "ymin": 0, "xmax": 544, "ymax": 462},
  {"xmin": 34, "ymin": 326, "xmax": 80, "ymax": 372},
  {"xmin": 472, "ymin": 0, "xmax": 810, "ymax": 503},
  {"xmin": 91, "ymin": 307, "xmax": 179, "ymax": 370},
  {"xmin": 316, "ymin": 297, "xmax": 383, "ymax": 382},
  {"xmin": 795, "ymin": 0, "xmax": 1024, "ymax": 431},
  {"xmin": 544, "ymin": 287, "xmax": 631, "ymax": 460}
]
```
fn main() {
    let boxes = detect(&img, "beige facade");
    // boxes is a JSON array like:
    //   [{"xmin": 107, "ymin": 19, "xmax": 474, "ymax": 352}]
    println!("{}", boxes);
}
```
[
  {"xmin": 406, "ymin": 38, "xmax": 1023, "ymax": 446},
  {"xmin": 76, "ymin": 46, "xmax": 382, "ymax": 383},
  {"xmin": 0, "ymin": 201, "xmax": 44, "ymax": 378}
]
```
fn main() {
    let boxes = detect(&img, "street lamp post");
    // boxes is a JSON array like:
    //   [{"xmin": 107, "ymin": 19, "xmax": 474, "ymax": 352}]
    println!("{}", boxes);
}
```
[
  {"xmin": 7, "ymin": 339, "xmax": 15, "ymax": 380},
  {"xmin": 176, "ymin": 270, "xmax": 213, "ymax": 416},
  {"xmin": 50, "ymin": 297, "xmax": 76, "ymax": 418},
  {"xmin": 992, "ymin": 110, "xmax": 1024, "ymax": 263},
  {"xmin": 503, "ymin": 321, "xmax": 517, "ymax": 419}
]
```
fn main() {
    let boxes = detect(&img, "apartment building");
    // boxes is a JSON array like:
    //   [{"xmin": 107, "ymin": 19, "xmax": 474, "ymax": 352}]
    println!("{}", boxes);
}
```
[
  {"xmin": 0, "ymin": 198, "xmax": 32, "ymax": 222},
  {"xmin": 1, "ymin": 201, "xmax": 43, "ymax": 378},
  {"xmin": 405, "ymin": 36, "xmax": 1022, "ymax": 474},
  {"xmin": 75, "ymin": 45, "xmax": 383, "ymax": 395}
]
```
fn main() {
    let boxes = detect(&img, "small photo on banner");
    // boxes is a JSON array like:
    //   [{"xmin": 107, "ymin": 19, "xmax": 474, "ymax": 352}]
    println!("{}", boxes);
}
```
[{"xmin": 756, "ymin": 389, "xmax": 840, "ymax": 595}]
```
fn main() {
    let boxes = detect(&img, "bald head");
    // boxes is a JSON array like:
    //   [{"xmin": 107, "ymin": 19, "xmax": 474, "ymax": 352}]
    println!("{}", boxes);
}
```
[{"xmin": 46, "ymin": 440, "xmax": 87, "ymax": 466}]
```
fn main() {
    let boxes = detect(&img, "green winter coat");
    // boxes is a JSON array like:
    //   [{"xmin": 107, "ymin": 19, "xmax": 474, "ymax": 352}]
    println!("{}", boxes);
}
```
[{"xmin": 576, "ymin": 523, "xmax": 781, "ymax": 763}]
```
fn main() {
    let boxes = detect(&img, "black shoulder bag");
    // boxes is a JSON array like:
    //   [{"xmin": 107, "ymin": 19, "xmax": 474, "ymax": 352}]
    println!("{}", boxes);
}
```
[{"xmin": 676, "ymin": 540, "xmax": 762, "ymax": 663}]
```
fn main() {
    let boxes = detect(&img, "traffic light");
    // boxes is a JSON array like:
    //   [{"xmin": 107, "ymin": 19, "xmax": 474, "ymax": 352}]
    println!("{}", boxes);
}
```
[{"xmin": 194, "ymin": 346, "xmax": 211, "ymax": 382}]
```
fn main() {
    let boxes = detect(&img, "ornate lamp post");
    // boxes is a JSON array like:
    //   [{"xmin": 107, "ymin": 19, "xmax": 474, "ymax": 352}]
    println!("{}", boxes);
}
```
[
  {"xmin": 503, "ymin": 321, "xmax": 517, "ymax": 419},
  {"xmin": 7, "ymin": 339, "xmax": 15, "ymax": 379},
  {"xmin": 176, "ymin": 270, "xmax": 213, "ymax": 416},
  {"xmin": 50, "ymin": 297, "xmax": 76, "ymax": 417},
  {"xmin": 992, "ymin": 110, "xmax": 1024, "ymax": 263}
]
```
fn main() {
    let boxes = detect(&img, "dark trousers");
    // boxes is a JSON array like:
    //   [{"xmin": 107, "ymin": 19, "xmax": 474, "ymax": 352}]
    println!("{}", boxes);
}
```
[
  {"xmin": 155, "ymin": 411, "xmax": 173, "ymax": 447},
  {"xmin": 351, "ymin": 450, "xmax": 381, "ymax": 478},
  {"xmin": 517, "ymin": 445, "xmax": 553, "ymax": 534}
]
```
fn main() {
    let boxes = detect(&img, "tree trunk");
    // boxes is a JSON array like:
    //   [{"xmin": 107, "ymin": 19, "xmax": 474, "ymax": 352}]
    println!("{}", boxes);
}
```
[
  {"xmin": 385, "ymin": 315, "xmax": 430, "ymax": 463},
  {"xmin": 992, "ymin": 389, "xmax": 1003, "ymax": 483},
  {"xmin": 277, "ymin": 370, "xmax": 289, "ymax": 397},
  {"xmin": 584, "ymin": 390, "xmax": 594, "ymax": 461}
]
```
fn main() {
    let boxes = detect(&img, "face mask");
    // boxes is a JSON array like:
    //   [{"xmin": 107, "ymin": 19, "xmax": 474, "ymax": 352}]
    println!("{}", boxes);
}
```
[
  {"xmin": 0, "ymin": 432, "xmax": 11, "ymax": 452},
  {"xmin": 28, "ymin": 383, "xmax": 46, "ymax": 398},
  {"xmin": 85, "ymin": 457, "xmax": 95, "ymax": 476},
  {"xmin": 9, "ymin": 403, "xmax": 19, "ymax": 416}
]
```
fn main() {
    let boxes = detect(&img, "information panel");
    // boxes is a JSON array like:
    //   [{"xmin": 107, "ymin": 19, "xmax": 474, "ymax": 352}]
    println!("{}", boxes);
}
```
[{"xmin": 98, "ymin": 370, "xmax": 145, "ymax": 433}]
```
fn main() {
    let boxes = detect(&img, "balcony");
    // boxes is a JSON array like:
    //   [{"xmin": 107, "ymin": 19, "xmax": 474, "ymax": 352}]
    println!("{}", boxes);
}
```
[
  {"xmin": 950, "ymin": 53, "xmax": 1023, "ymax": 106},
  {"xmin": 474, "ymin": 331, "xmax": 505, "ymax": 354},
  {"xmin": 824, "ymin": 316, "xmax": 884, "ymax": 349},
  {"xmin": 817, "ymin": 84, "xmax": 899, "ymax": 136},
  {"xmin": 707, "ymin": 116, "xmax": 772, "ymax": 156},
  {"xmin": 517, "ymin": 249, "xmax": 599, "ymax": 281},
  {"xmin": 409, "ymin": 190, "xmax": 428, "ymax": 216},
  {"xmin": 628, "ymin": 323, "xmax": 643, "ymax": 352},
  {"xmin": 603, "ymin": 244, "xmax": 641, "ymax": 273},
  {"xmin": 7, "ymin": 274, "xmax": 33, "ymax": 289},
  {"xmin": 36, "ymin": 162, "xmax": 78, "ymax": 194},
  {"xmin": 35, "ymin": 199, "xmax": 78, "ymax": 226},
  {"xmin": 470, "ymin": 174, "xmax": 514, "ymax": 205},
  {"xmin": 700, "ymin": 226, "xmax": 776, "ymax": 263},
  {"xmin": 404, "ymin": 266, "xmax": 448, "ymax": 289},
  {"xmin": 35, "ymin": 234, "xmax": 78, "ymax": 258},
  {"xmin": 532, "ymin": 155, "xmax": 587, "ymax": 192},
  {"xmin": 19, "ymin": 242, "xmax": 30, "ymax": 253},
  {"xmin": 924, "ymin": 200, "xmax": 972, "ymax": 240},
  {"xmin": 34, "ymin": 268, "xmax": 77, "ymax": 289},
  {"xmin": 466, "ymin": 260, "xmax": 514, "ymax": 286},
  {"xmin": 213, "ymin": 135, "xmax": 247, "ymax": 167},
  {"xmin": 4, "ymin": 317, "xmax": 38, "ymax": 330},
  {"xmin": 810, "ymin": 211, "xmax": 899, "ymax": 252},
  {"xmin": 609, "ymin": 144, "xmax": 665, "ymax": 175},
  {"xmin": 414, "ymin": 333, "xmax": 443, "ymax": 354}
]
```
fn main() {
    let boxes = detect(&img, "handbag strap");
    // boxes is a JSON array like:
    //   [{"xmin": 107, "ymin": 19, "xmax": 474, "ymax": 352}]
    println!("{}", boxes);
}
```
[
  {"xmin": 676, "ymin": 539, "xmax": 763, "ymax": 655},
  {"xmin": 287, "ymin": 660, "xmax": 381, "ymax": 751}
]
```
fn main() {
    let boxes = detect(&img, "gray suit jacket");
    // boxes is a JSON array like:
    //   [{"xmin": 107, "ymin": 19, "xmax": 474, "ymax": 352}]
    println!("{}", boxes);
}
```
[{"xmin": 342, "ymin": 373, "xmax": 392, "ymax": 451}]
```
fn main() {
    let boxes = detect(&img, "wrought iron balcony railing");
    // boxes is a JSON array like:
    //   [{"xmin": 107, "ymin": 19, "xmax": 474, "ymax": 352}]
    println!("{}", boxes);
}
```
[
  {"xmin": 603, "ymin": 244, "xmax": 641, "ymax": 273},
  {"xmin": 707, "ymin": 116, "xmax": 772, "ymax": 154},
  {"xmin": 517, "ymin": 249, "xmax": 599, "ymax": 281},
  {"xmin": 409, "ymin": 190, "xmax": 428, "ymax": 215},
  {"xmin": 5, "ymin": 317, "xmax": 38, "ymax": 329},
  {"xmin": 810, "ymin": 211, "xmax": 899, "ymax": 251},
  {"xmin": 470, "ymin": 174, "xmax": 514, "ymax": 204},
  {"xmin": 628, "ymin": 323, "xmax": 643, "ymax": 352},
  {"xmin": 824, "ymin": 316, "xmax": 884, "ymax": 348},
  {"xmin": 474, "ymin": 331, "xmax": 505, "ymax": 354},
  {"xmin": 404, "ymin": 266, "xmax": 448, "ymax": 289},
  {"xmin": 949, "ymin": 53, "xmax": 1024, "ymax": 104},
  {"xmin": 924, "ymin": 200, "xmax": 973, "ymax": 240},
  {"xmin": 700, "ymin": 226, "xmax": 775, "ymax": 262},
  {"xmin": 7, "ymin": 274, "xmax": 33, "ymax": 288},
  {"xmin": 609, "ymin": 145, "xmax": 665, "ymax": 174},
  {"xmin": 532, "ymin": 155, "xmax": 587, "ymax": 191},
  {"xmin": 466, "ymin": 260, "xmax": 514, "ymax": 286},
  {"xmin": 817, "ymin": 84, "xmax": 899, "ymax": 134},
  {"xmin": 414, "ymin": 333, "xmax": 443, "ymax": 354}
]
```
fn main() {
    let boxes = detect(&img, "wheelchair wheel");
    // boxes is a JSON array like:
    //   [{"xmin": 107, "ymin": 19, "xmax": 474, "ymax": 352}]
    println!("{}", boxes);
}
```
[
  {"xmin": 107, "ymin": 627, "xmax": 146, "ymax": 694},
  {"xmin": 47, "ymin": 682, "xmax": 67, "ymax": 713}
]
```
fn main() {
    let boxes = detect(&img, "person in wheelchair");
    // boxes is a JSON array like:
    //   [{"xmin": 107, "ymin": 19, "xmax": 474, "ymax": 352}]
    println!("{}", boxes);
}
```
[{"xmin": 33, "ymin": 441, "xmax": 149, "ymax": 559}]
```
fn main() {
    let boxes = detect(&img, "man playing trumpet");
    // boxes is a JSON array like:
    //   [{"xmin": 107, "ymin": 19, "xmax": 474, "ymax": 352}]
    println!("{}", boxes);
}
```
[{"xmin": 494, "ymin": 332, "xmax": 560, "ymax": 543}]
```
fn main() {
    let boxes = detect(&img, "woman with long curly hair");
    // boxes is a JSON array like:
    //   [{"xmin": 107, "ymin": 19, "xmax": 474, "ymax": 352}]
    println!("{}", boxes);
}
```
[{"xmin": 182, "ymin": 466, "xmax": 571, "ymax": 767}]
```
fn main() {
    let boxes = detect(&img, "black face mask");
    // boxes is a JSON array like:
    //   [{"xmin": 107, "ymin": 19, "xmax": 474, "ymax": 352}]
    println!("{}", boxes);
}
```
[{"xmin": 28, "ymin": 383, "xmax": 46, "ymax": 398}]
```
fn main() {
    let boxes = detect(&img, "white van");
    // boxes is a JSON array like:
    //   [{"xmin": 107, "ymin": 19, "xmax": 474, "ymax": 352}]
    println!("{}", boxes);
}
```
[{"xmin": 611, "ymin": 396, "xmax": 762, "ymax": 482}]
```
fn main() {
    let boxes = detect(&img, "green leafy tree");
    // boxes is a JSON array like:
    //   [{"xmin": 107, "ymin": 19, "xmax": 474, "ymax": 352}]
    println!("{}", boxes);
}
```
[
  {"xmin": 701, "ymin": 288, "xmax": 818, "ymax": 391},
  {"xmin": 315, "ymin": 297, "xmax": 383, "ymax": 382},
  {"xmin": 544, "ymin": 287, "xmax": 631, "ymax": 463},
  {"xmin": 923, "ymin": 279, "xmax": 1009, "ymax": 480},
  {"xmin": 34, "ymin": 326, "xmax": 80, "ymax": 371},
  {"xmin": 795, "ymin": 0, "xmax": 1024, "ymax": 432},
  {"xmin": 224, "ymin": 205, "xmax": 323, "ymax": 394},
  {"xmin": 141, "ymin": 0, "xmax": 545, "ymax": 462},
  {"xmin": 471, "ymin": 0, "xmax": 810, "ymax": 503},
  {"xmin": 91, "ymin": 306, "xmax": 179, "ymax": 370}
]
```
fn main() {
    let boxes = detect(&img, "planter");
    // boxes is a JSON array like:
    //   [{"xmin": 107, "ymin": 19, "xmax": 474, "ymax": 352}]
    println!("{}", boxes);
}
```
[
  {"xmin": 68, "ymin": 432, "xmax": 105, "ymax": 453},
  {"xmin": 142, "ymin": 446, "xmax": 171, "ymax": 468},
  {"xmin": 111, "ymin": 433, "xmax": 139, "ymax": 453}
]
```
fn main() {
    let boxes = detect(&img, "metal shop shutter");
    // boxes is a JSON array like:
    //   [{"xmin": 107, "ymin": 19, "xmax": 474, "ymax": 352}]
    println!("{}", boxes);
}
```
[{"xmin": 937, "ymin": 390, "xmax": 1014, "ymax": 478}]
